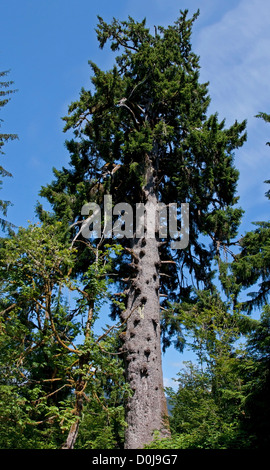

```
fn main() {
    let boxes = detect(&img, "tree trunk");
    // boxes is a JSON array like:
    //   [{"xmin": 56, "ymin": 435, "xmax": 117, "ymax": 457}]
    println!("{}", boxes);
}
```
[
  {"xmin": 61, "ymin": 419, "xmax": 80, "ymax": 449},
  {"xmin": 121, "ymin": 156, "xmax": 170, "ymax": 449}
]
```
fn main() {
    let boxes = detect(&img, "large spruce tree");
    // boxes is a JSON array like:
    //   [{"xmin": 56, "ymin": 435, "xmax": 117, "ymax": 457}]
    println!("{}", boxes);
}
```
[{"xmin": 39, "ymin": 11, "xmax": 246, "ymax": 448}]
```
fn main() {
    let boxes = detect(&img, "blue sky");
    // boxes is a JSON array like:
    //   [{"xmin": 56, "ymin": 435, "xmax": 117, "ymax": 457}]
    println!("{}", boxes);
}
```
[{"xmin": 1, "ymin": 0, "xmax": 270, "ymax": 388}]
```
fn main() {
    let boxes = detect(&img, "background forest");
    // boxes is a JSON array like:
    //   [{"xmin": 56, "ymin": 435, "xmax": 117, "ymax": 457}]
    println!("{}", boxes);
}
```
[{"xmin": 0, "ymin": 1, "xmax": 270, "ymax": 450}]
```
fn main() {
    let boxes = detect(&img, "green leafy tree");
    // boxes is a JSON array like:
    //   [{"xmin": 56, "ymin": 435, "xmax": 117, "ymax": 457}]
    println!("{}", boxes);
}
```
[
  {"xmin": 240, "ymin": 305, "xmax": 270, "ymax": 448},
  {"xmin": 146, "ymin": 362, "xmax": 251, "ymax": 449},
  {"xmin": 0, "ymin": 222, "xmax": 128, "ymax": 448},
  {"xmin": 219, "ymin": 112, "xmax": 270, "ymax": 312},
  {"xmin": 216, "ymin": 111, "xmax": 270, "ymax": 447},
  {"xmin": 225, "ymin": 214, "xmax": 270, "ymax": 312},
  {"xmin": 146, "ymin": 292, "xmax": 254, "ymax": 449},
  {"xmin": 0, "ymin": 70, "xmax": 17, "ymax": 232},
  {"xmin": 38, "ymin": 11, "xmax": 246, "ymax": 448},
  {"xmin": 168, "ymin": 292, "xmax": 250, "ymax": 447}
]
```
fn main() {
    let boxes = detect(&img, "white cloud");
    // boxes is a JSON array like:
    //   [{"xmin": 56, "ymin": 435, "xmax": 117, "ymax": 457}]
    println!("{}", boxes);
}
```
[
  {"xmin": 196, "ymin": 0, "xmax": 270, "ymax": 124},
  {"xmin": 194, "ymin": 0, "xmax": 270, "ymax": 221}
]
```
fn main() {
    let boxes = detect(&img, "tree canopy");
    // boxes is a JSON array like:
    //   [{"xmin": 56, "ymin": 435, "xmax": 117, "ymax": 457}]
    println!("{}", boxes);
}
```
[{"xmin": 0, "ymin": 11, "xmax": 269, "ymax": 451}]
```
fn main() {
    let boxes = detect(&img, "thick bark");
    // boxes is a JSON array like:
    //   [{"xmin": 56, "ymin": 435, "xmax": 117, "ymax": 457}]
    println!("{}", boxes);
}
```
[{"xmin": 121, "ymin": 158, "xmax": 170, "ymax": 449}]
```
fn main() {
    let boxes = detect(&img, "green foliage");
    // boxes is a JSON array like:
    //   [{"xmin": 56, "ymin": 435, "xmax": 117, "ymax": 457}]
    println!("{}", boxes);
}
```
[
  {"xmin": 256, "ymin": 112, "xmax": 270, "ymax": 146},
  {"xmin": 145, "ymin": 362, "xmax": 250, "ymax": 449},
  {"xmin": 0, "ymin": 222, "xmax": 128, "ymax": 448},
  {"xmin": 0, "ymin": 70, "xmax": 18, "ymax": 232},
  {"xmin": 155, "ymin": 287, "xmax": 270, "ymax": 450},
  {"xmin": 34, "ymin": 12, "xmax": 249, "ymax": 448},
  {"xmin": 149, "ymin": 298, "xmax": 270, "ymax": 450},
  {"xmin": 219, "ymin": 112, "xmax": 270, "ymax": 312},
  {"xmin": 226, "ymin": 219, "xmax": 270, "ymax": 311},
  {"xmin": 38, "ymin": 11, "xmax": 247, "ymax": 350},
  {"xmin": 239, "ymin": 305, "xmax": 270, "ymax": 448},
  {"xmin": 165, "ymin": 362, "xmax": 249, "ymax": 449},
  {"xmin": 2, "ymin": 14, "xmax": 269, "ymax": 450}
]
